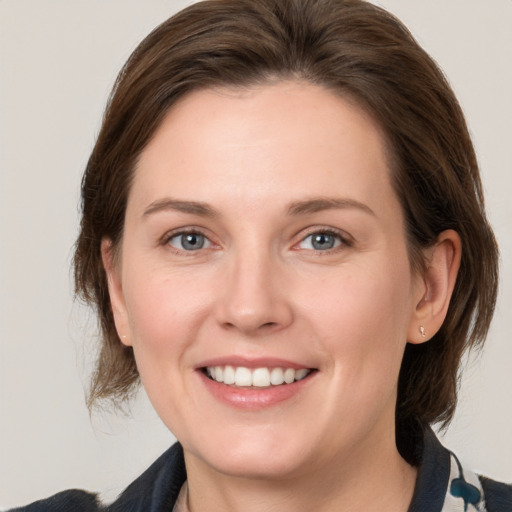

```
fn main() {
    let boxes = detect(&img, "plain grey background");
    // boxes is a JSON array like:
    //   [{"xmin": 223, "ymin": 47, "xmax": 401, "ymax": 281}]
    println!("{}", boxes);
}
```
[{"xmin": 1, "ymin": 0, "xmax": 511, "ymax": 509}]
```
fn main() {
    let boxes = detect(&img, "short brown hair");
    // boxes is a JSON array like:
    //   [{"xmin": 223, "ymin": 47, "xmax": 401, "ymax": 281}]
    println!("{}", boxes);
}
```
[{"xmin": 74, "ymin": 0, "xmax": 498, "ymax": 436}]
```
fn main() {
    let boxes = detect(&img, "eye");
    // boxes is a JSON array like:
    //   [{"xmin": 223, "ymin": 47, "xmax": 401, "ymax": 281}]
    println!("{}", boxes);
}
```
[
  {"xmin": 298, "ymin": 230, "xmax": 345, "ymax": 251},
  {"xmin": 168, "ymin": 231, "xmax": 212, "ymax": 251}
]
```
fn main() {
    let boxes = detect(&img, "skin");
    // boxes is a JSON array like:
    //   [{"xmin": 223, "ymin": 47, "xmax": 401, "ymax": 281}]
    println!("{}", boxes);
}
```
[{"xmin": 103, "ymin": 81, "xmax": 461, "ymax": 512}]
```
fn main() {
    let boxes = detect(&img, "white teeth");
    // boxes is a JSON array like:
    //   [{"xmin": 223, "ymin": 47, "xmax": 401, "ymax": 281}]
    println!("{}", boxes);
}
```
[
  {"xmin": 205, "ymin": 365, "xmax": 311, "ymax": 387},
  {"xmin": 223, "ymin": 365, "xmax": 235, "ymax": 385},
  {"xmin": 252, "ymin": 368, "xmax": 270, "ymax": 387},
  {"xmin": 283, "ymin": 368, "xmax": 295, "ymax": 384},
  {"xmin": 270, "ymin": 367, "xmax": 284, "ymax": 385},
  {"xmin": 234, "ymin": 367, "xmax": 252, "ymax": 387},
  {"xmin": 295, "ymin": 368, "xmax": 309, "ymax": 381}
]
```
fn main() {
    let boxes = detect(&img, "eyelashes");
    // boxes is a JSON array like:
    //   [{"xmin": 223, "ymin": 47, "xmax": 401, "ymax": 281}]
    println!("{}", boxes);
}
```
[
  {"xmin": 295, "ymin": 229, "xmax": 351, "ymax": 252},
  {"xmin": 161, "ymin": 226, "xmax": 352, "ymax": 255},
  {"xmin": 167, "ymin": 231, "xmax": 212, "ymax": 251}
]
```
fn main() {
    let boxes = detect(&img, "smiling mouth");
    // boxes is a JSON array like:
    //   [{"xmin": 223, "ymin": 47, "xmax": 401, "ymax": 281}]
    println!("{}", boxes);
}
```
[{"xmin": 203, "ymin": 365, "xmax": 314, "ymax": 388}]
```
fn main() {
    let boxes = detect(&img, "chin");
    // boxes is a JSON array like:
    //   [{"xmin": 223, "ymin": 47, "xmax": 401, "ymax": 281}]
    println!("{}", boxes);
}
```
[
  {"xmin": 184, "ymin": 429, "xmax": 311, "ymax": 480},
  {"xmin": 206, "ymin": 452, "xmax": 306, "ymax": 480}
]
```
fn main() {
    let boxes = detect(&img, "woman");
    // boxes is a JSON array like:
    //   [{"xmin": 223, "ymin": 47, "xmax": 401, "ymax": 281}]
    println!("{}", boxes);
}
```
[{"xmin": 9, "ymin": 0, "xmax": 511, "ymax": 510}]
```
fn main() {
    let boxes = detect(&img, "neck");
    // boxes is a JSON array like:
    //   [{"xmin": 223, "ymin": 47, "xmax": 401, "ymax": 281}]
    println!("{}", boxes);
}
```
[{"xmin": 182, "ymin": 424, "xmax": 417, "ymax": 512}]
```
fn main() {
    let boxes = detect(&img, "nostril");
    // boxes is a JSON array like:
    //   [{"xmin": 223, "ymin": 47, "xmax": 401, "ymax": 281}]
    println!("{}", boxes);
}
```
[
  {"xmin": 222, "ymin": 321, "xmax": 277, "ymax": 330},
  {"xmin": 216, "ymin": 299, "xmax": 294, "ymax": 334}
]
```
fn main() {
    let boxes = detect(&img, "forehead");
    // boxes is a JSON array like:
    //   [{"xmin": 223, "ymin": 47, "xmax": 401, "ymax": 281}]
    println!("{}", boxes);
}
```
[{"xmin": 131, "ymin": 81, "xmax": 395, "ymax": 216}]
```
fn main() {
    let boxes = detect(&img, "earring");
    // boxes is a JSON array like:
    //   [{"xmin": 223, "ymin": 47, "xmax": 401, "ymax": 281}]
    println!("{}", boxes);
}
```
[{"xmin": 419, "ymin": 326, "xmax": 426, "ymax": 338}]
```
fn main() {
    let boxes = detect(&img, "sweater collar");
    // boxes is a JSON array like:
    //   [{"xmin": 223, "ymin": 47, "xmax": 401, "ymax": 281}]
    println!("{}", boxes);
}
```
[{"xmin": 113, "ymin": 425, "xmax": 483, "ymax": 512}]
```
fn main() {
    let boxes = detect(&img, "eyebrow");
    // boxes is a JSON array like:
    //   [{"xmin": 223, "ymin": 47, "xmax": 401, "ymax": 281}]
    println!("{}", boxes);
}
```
[
  {"xmin": 143, "ymin": 199, "xmax": 219, "ymax": 218},
  {"xmin": 286, "ymin": 197, "xmax": 375, "ymax": 217},
  {"xmin": 142, "ymin": 196, "xmax": 375, "ymax": 218}
]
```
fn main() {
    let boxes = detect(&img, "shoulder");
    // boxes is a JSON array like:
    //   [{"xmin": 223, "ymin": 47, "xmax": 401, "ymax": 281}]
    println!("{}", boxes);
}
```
[
  {"xmin": 107, "ymin": 442, "xmax": 186, "ymax": 511},
  {"xmin": 479, "ymin": 476, "xmax": 512, "ymax": 511},
  {"xmin": 7, "ymin": 490, "xmax": 101, "ymax": 512},
  {"xmin": 7, "ymin": 443, "xmax": 187, "ymax": 512}
]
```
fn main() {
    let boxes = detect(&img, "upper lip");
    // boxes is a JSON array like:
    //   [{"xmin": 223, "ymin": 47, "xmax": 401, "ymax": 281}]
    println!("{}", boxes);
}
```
[{"xmin": 195, "ymin": 356, "xmax": 314, "ymax": 370}]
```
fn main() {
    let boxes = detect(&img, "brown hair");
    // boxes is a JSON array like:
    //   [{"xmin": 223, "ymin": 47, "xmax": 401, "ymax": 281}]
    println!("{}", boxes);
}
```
[{"xmin": 74, "ymin": 0, "xmax": 498, "ymax": 437}]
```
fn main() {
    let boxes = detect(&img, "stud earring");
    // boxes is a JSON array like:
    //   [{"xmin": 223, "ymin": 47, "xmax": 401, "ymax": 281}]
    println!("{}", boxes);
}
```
[{"xmin": 419, "ymin": 326, "xmax": 426, "ymax": 338}]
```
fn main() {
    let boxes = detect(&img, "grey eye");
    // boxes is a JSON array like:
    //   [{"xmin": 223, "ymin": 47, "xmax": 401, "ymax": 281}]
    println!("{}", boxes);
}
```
[
  {"xmin": 169, "ymin": 232, "xmax": 210, "ymax": 251},
  {"xmin": 299, "ymin": 231, "xmax": 342, "ymax": 251}
]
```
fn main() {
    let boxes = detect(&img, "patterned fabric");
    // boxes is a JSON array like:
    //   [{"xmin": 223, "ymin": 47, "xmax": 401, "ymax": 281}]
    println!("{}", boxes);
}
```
[{"xmin": 441, "ymin": 452, "xmax": 487, "ymax": 512}]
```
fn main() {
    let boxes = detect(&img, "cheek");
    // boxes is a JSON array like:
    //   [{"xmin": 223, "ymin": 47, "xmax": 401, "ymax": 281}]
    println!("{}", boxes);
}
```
[
  {"xmin": 307, "ymin": 259, "xmax": 412, "ymax": 338},
  {"xmin": 124, "ymin": 260, "xmax": 210, "ymax": 332},
  {"xmin": 121, "ymin": 268, "xmax": 211, "ymax": 377},
  {"xmin": 121, "ymin": 271, "xmax": 208, "ymax": 420},
  {"xmin": 302, "ymin": 255, "xmax": 414, "ymax": 382}
]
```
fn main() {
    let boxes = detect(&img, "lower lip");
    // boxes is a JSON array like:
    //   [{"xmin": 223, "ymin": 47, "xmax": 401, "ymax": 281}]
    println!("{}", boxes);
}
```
[{"xmin": 198, "ymin": 371, "xmax": 314, "ymax": 410}]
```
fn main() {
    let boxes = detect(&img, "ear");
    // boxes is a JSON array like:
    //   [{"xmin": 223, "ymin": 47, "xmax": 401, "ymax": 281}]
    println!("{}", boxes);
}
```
[
  {"xmin": 101, "ymin": 238, "xmax": 132, "ymax": 347},
  {"xmin": 407, "ymin": 229, "xmax": 462, "ymax": 344}
]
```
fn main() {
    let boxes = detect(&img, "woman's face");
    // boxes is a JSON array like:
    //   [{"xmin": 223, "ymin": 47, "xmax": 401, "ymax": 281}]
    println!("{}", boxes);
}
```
[{"xmin": 107, "ymin": 81, "xmax": 426, "ymax": 480}]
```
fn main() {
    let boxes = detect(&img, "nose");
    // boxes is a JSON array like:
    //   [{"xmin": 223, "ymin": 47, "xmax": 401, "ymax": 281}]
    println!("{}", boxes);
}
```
[{"xmin": 215, "ymin": 247, "xmax": 294, "ymax": 336}]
